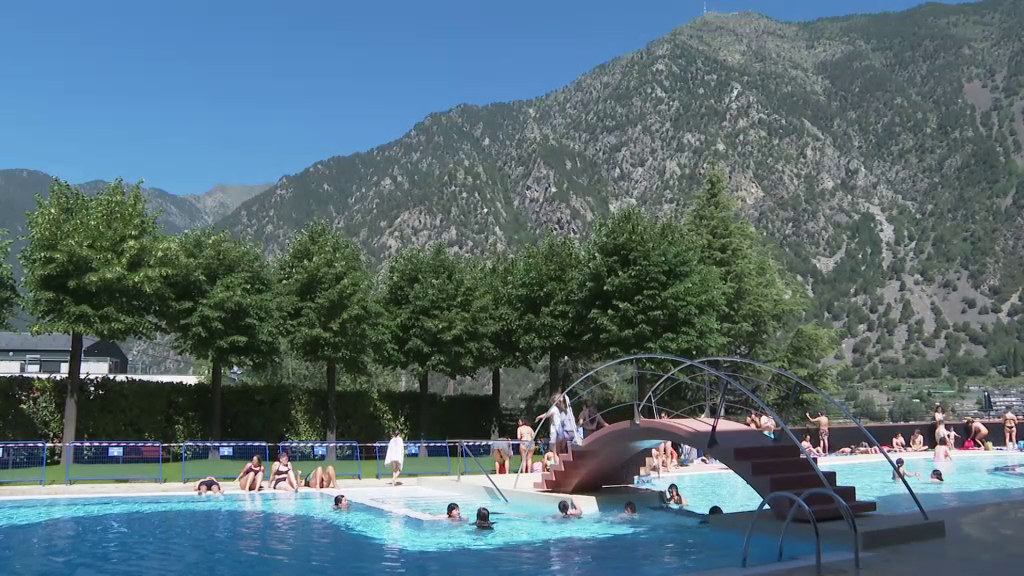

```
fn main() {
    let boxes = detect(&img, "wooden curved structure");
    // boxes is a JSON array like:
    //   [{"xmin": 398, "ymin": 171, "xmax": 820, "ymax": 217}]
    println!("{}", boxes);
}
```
[{"xmin": 535, "ymin": 417, "xmax": 876, "ymax": 521}]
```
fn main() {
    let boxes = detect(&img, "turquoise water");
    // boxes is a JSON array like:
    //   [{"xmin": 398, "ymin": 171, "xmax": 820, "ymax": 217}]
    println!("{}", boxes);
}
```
[
  {"xmin": 647, "ymin": 451, "xmax": 1024, "ymax": 514},
  {"xmin": 0, "ymin": 492, "xmax": 825, "ymax": 574}
]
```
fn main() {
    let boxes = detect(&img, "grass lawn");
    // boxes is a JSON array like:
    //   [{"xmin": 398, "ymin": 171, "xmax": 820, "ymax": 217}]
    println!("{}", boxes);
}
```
[{"xmin": 0, "ymin": 453, "xmax": 530, "ymax": 486}]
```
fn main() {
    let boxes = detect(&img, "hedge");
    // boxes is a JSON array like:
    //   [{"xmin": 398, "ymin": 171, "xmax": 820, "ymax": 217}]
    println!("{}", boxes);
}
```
[{"xmin": 0, "ymin": 376, "xmax": 518, "ymax": 443}]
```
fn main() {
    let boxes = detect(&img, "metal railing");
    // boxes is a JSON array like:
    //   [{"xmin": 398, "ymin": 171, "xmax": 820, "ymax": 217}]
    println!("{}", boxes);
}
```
[
  {"xmin": 741, "ymin": 491, "xmax": 822, "ymax": 574},
  {"xmin": 457, "ymin": 441, "xmax": 508, "ymax": 503}
]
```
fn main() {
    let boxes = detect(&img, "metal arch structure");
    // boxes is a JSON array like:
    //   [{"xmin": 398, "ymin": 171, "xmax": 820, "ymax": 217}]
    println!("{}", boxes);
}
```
[
  {"xmin": 515, "ymin": 354, "xmax": 835, "ymax": 498},
  {"xmin": 520, "ymin": 353, "xmax": 928, "ymax": 522}
]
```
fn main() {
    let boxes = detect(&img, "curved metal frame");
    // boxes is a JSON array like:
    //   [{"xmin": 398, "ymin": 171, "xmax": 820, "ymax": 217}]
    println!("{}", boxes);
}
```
[
  {"xmin": 741, "ymin": 491, "xmax": 821, "ymax": 573},
  {"xmin": 695, "ymin": 357, "xmax": 928, "ymax": 521},
  {"xmin": 514, "ymin": 354, "xmax": 836, "ymax": 498},
  {"xmin": 792, "ymin": 488, "xmax": 860, "ymax": 569}
]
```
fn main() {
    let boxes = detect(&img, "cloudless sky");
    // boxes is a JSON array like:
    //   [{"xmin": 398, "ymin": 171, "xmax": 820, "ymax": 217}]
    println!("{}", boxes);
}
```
[{"xmin": 0, "ymin": 0, "xmax": 971, "ymax": 193}]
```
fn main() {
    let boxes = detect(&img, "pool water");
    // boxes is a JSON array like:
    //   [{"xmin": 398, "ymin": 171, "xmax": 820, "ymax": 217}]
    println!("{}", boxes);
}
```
[
  {"xmin": 648, "ymin": 451, "xmax": 1024, "ymax": 514},
  {"xmin": 0, "ymin": 492, "xmax": 823, "ymax": 575}
]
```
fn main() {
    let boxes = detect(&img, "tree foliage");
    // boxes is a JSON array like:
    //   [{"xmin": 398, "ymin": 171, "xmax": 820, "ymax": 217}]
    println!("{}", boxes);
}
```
[
  {"xmin": 276, "ymin": 220, "xmax": 377, "ymax": 447},
  {"xmin": 19, "ymin": 179, "xmax": 167, "ymax": 452},
  {"xmin": 161, "ymin": 228, "xmax": 279, "ymax": 440},
  {"xmin": 583, "ymin": 206, "xmax": 723, "ymax": 358},
  {"xmin": 512, "ymin": 233, "xmax": 587, "ymax": 395},
  {"xmin": 0, "ymin": 230, "xmax": 17, "ymax": 329},
  {"xmin": 378, "ymin": 243, "xmax": 488, "ymax": 435}
]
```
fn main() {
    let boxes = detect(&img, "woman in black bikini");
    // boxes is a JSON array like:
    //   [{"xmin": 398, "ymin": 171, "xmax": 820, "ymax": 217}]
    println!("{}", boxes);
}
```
[
  {"xmin": 235, "ymin": 455, "xmax": 264, "ymax": 491},
  {"xmin": 194, "ymin": 476, "xmax": 221, "ymax": 494},
  {"xmin": 295, "ymin": 465, "xmax": 338, "ymax": 489},
  {"xmin": 271, "ymin": 452, "xmax": 298, "ymax": 491}
]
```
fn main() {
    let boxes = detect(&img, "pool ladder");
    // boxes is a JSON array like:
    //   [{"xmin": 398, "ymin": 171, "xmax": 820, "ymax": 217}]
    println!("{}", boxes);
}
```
[
  {"xmin": 456, "ymin": 441, "xmax": 509, "ymax": 503},
  {"xmin": 740, "ymin": 490, "xmax": 860, "ymax": 575}
]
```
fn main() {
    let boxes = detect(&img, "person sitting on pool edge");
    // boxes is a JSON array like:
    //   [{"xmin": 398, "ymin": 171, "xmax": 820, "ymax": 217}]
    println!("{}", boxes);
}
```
[
  {"xmin": 471, "ymin": 507, "xmax": 494, "ymax": 529},
  {"xmin": 194, "ymin": 476, "xmax": 222, "ymax": 494},
  {"xmin": 295, "ymin": 465, "xmax": 338, "ymax": 490},
  {"xmin": 235, "ymin": 455, "xmax": 264, "ymax": 492},
  {"xmin": 909, "ymin": 429, "xmax": 927, "ymax": 451},
  {"xmin": 270, "ymin": 451, "xmax": 298, "ymax": 491},
  {"xmin": 558, "ymin": 499, "xmax": 582, "ymax": 518},
  {"xmin": 334, "ymin": 495, "xmax": 349, "ymax": 509}
]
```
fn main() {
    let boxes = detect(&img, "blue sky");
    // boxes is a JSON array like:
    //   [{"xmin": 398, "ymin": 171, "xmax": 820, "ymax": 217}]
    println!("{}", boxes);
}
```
[{"xmin": 0, "ymin": 0, "xmax": 969, "ymax": 193}]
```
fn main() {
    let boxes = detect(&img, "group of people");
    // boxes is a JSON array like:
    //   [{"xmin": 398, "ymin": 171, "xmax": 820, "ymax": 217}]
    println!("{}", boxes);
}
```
[
  {"xmin": 746, "ymin": 410, "xmax": 778, "ymax": 437},
  {"xmin": 192, "ymin": 451, "xmax": 340, "ymax": 494}
]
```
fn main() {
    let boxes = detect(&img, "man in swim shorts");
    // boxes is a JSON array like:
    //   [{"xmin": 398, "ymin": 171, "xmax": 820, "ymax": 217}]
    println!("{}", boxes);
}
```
[{"xmin": 807, "ymin": 411, "xmax": 829, "ymax": 454}]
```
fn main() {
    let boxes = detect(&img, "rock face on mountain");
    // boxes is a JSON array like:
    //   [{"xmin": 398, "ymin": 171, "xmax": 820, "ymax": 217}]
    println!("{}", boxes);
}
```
[{"xmin": 221, "ymin": 0, "xmax": 1024, "ymax": 376}]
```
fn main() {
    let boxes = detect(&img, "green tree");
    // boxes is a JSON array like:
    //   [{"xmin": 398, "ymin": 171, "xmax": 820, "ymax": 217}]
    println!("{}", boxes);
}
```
[
  {"xmin": 683, "ymin": 170, "xmax": 804, "ymax": 358},
  {"xmin": 276, "ymin": 220, "xmax": 376, "ymax": 454},
  {"xmin": 514, "ymin": 233, "xmax": 587, "ymax": 396},
  {"xmin": 20, "ymin": 179, "xmax": 166, "ymax": 457},
  {"xmin": 889, "ymin": 396, "xmax": 929, "ymax": 422},
  {"xmin": 161, "ymin": 228, "xmax": 279, "ymax": 441},
  {"xmin": 582, "ymin": 206, "xmax": 723, "ymax": 358},
  {"xmin": 476, "ymin": 252, "xmax": 529, "ymax": 427},
  {"xmin": 378, "ymin": 243, "xmax": 487, "ymax": 437},
  {"xmin": 0, "ymin": 230, "xmax": 17, "ymax": 328}
]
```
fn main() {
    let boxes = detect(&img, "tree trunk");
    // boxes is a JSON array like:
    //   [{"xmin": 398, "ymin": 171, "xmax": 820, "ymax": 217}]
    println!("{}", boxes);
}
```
[
  {"xmin": 418, "ymin": 370, "xmax": 429, "ymax": 439},
  {"xmin": 548, "ymin": 350, "xmax": 560, "ymax": 399},
  {"xmin": 491, "ymin": 367, "xmax": 502, "ymax": 437},
  {"xmin": 211, "ymin": 357, "xmax": 223, "ymax": 442},
  {"xmin": 326, "ymin": 360, "xmax": 338, "ymax": 461},
  {"xmin": 59, "ymin": 332, "xmax": 84, "ymax": 466}
]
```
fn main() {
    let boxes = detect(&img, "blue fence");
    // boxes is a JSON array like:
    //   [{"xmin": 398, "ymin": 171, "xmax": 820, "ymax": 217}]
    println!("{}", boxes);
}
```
[
  {"xmin": 66, "ymin": 441, "xmax": 165, "ymax": 484},
  {"xmin": 181, "ymin": 441, "xmax": 270, "ymax": 482},
  {"xmin": 0, "ymin": 441, "xmax": 47, "ymax": 485},
  {"xmin": 374, "ymin": 440, "xmax": 451, "ymax": 478},
  {"xmin": 278, "ymin": 441, "xmax": 362, "ymax": 480}
]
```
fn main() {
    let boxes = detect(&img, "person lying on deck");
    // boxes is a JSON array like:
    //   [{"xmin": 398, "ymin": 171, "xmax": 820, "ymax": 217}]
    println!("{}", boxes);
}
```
[
  {"xmin": 194, "ymin": 476, "xmax": 222, "ymax": 494},
  {"xmin": 296, "ymin": 465, "xmax": 338, "ymax": 489}
]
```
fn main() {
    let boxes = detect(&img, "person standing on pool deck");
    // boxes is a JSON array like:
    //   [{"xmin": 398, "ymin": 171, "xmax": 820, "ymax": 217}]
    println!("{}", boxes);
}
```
[
  {"xmin": 1003, "ymin": 407, "xmax": 1017, "ymax": 449},
  {"xmin": 517, "ymin": 417, "xmax": 536, "ymax": 473},
  {"xmin": 385, "ymin": 430, "xmax": 404, "ymax": 485},
  {"xmin": 536, "ymin": 396, "xmax": 564, "ymax": 456},
  {"xmin": 806, "ymin": 412, "xmax": 829, "ymax": 454},
  {"xmin": 966, "ymin": 418, "xmax": 988, "ymax": 448}
]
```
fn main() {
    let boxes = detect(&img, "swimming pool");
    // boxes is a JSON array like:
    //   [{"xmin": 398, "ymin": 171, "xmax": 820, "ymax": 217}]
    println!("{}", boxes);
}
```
[
  {"xmin": 0, "ymin": 490, "xmax": 825, "ymax": 574},
  {"xmin": 647, "ymin": 451, "xmax": 1024, "ymax": 514}
]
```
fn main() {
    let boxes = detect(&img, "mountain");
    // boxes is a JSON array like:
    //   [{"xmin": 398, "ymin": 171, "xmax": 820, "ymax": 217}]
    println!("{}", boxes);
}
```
[{"xmin": 221, "ymin": 0, "xmax": 1024, "ymax": 381}]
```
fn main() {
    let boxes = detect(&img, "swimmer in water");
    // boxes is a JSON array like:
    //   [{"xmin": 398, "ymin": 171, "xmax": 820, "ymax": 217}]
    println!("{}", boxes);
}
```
[
  {"xmin": 334, "ymin": 495, "xmax": 349, "ymax": 509},
  {"xmin": 471, "ymin": 507, "xmax": 494, "ymax": 529}
]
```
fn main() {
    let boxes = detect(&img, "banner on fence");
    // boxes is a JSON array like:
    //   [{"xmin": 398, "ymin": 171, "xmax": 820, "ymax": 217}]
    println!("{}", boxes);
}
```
[
  {"xmin": 66, "ymin": 441, "xmax": 164, "ymax": 484},
  {"xmin": 374, "ymin": 440, "xmax": 451, "ymax": 478},
  {"xmin": 181, "ymin": 441, "xmax": 270, "ymax": 482},
  {"xmin": 0, "ymin": 441, "xmax": 47, "ymax": 485},
  {"xmin": 277, "ymin": 442, "xmax": 362, "ymax": 480}
]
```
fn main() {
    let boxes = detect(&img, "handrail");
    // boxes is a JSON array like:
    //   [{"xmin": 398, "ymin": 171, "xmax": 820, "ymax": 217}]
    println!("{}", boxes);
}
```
[
  {"xmin": 458, "ymin": 441, "xmax": 509, "ymax": 503},
  {"xmin": 516, "ymin": 354, "xmax": 840, "ymax": 503},
  {"xmin": 696, "ymin": 357, "xmax": 929, "ymax": 521},
  {"xmin": 741, "ymin": 491, "xmax": 821, "ymax": 574},
  {"xmin": 791, "ymin": 488, "xmax": 860, "ymax": 569}
]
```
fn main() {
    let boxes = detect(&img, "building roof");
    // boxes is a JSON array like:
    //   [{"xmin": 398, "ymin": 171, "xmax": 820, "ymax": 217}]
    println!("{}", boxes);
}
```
[{"xmin": 0, "ymin": 332, "xmax": 100, "ymax": 351}]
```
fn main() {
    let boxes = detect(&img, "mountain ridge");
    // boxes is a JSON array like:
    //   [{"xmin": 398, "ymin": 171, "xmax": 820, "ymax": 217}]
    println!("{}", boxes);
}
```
[{"xmin": 219, "ymin": 0, "xmax": 1024, "ymax": 380}]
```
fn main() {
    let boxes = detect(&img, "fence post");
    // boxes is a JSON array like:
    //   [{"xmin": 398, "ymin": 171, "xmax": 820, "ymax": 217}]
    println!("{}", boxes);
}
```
[
  {"xmin": 64, "ymin": 443, "xmax": 70, "ymax": 486},
  {"xmin": 457, "ymin": 441, "xmax": 463, "ymax": 481}
]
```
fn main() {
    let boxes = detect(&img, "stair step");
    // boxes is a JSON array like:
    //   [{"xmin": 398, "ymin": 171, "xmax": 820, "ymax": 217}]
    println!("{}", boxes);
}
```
[
  {"xmin": 768, "ymin": 470, "xmax": 837, "ymax": 492},
  {"xmin": 749, "ymin": 457, "xmax": 817, "ymax": 476},
  {"xmin": 733, "ymin": 444, "xmax": 802, "ymax": 461},
  {"xmin": 533, "ymin": 481, "xmax": 549, "ymax": 490},
  {"xmin": 787, "ymin": 500, "xmax": 877, "ymax": 522},
  {"xmin": 789, "ymin": 485, "xmax": 858, "ymax": 506}
]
